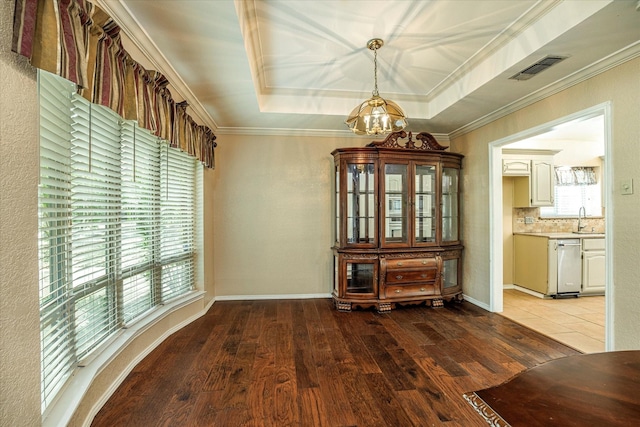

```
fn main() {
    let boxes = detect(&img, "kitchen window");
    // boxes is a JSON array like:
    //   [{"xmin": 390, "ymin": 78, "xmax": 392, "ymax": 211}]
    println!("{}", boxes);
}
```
[{"xmin": 540, "ymin": 166, "xmax": 602, "ymax": 217}]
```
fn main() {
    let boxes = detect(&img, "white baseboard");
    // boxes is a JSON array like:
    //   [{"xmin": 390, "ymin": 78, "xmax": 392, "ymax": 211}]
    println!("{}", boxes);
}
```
[
  {"xmin": 511, "ymin": 285, "xmax": 546, "ymax": 299},
  {"xmin": 215, "ymin": 293, "xmax": 332, "ymax": 301},
  {"xmin": 462, "ymin": 294, "xmax": 491, "ymax": 311}
]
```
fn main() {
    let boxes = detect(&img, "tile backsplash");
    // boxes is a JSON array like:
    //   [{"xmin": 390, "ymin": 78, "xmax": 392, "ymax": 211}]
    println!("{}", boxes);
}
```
[{"xmin": 513, "ymin": 207, "xmax": 605, "ymax": 233}]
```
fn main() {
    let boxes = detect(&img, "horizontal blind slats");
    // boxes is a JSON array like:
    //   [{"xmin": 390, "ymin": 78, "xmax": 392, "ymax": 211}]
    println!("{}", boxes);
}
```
[{"xmin": 38, "ymin": 71, "xmax": 198, "ymax": 411}]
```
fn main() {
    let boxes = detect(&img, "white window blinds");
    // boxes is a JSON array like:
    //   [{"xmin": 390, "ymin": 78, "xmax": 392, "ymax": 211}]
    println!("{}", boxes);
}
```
[{"xmin": 38, "ymin": 71, "xmax": 199, "ymax": 411}]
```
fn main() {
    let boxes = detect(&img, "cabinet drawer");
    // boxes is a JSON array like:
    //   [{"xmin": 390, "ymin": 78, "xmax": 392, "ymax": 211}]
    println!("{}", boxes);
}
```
[
  {"xmin": 582, "ymin": 238, "xmax": 604, "ymax": 251},
  {"xmin": 385, "ymin": 268, "xmax": 438, "ymax": 285},
  {"xmin": 385, "ymin": 258, "xmax": 436, "ymax": 270},
  {"xmin": 383, "ymin": 284, "xmax": 438, "ymax": 299}
]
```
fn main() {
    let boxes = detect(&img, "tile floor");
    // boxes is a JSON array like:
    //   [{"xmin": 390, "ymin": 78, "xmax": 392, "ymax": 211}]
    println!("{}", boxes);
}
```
[{"xmin": 500, "ymin": 289, "xmax": 605, "ymax": 354}]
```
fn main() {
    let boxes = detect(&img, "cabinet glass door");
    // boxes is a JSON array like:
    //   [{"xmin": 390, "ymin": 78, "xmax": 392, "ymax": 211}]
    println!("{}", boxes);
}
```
[
  {"xmin": 442, "ymin": 258, "xmax": 459, "ymax": 293},
  {"xmin": 346, "ymin": 163, "xmax": 376, "ymax": 245},
  {"xmin": 442, "ymin": 167, "xmax": 459, "ymax": 242},
  {"xmin": 384, "ymin": 164, "xmax": 408, "ymax": 244},
  {"xmin": 345, "ymin": 261, "xmax": 377, "ymax": 297},
  {"xmin": 335, "ymin": 165, "xmax": 340, "ymax": 245},
  {"xmin": 414, "ymin": 164, "xmax": 436, "ymax": 244}
]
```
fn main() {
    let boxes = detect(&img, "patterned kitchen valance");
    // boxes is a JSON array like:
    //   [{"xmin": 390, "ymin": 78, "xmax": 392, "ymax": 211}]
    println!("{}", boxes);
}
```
[{"xmin": 554, "ymin": 166, "xmax": 597, "ymax": 186}]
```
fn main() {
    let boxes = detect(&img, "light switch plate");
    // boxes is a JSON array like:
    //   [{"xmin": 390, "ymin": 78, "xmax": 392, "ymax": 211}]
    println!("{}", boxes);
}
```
[{"xmin": 621, "ymin": 179, "xmax": 634, "ymax": 195}]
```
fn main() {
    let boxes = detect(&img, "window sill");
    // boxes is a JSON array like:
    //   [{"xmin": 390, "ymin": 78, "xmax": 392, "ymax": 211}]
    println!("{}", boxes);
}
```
[{"xmin": 42, "ymin": 290, "xmax": 206, "ymax": 427}]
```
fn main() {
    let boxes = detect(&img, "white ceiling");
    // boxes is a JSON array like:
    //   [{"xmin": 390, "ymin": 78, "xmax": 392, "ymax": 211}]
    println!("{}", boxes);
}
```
[{"xmin": 99, "ymin": 0, "xmax": 640, "ymax": 137}]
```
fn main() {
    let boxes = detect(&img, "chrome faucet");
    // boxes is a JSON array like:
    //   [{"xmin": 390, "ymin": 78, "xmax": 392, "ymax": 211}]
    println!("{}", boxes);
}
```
[{"xmin": 577, "ymin": 206, "xmax": 586, "ymax": 232}]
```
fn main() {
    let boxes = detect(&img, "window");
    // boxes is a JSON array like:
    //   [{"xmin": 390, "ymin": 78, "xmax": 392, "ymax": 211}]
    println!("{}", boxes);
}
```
[
  {"xmin": 540, "ymin": 167, "xmax": 602, "ymax": 217},
  {"xmin": 38, "ymin": 71, "xmax": 201, "ymax": 410}
]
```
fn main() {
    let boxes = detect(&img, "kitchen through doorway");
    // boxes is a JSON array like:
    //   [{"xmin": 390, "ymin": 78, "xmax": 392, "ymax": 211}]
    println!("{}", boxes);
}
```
[{"xmin": 488, "ymin": 104, "xmax": 613, "ymax": 352}]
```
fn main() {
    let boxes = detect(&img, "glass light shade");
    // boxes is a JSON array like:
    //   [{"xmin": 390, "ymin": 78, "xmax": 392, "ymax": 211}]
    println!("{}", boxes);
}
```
[{"xmin": 345, "ymin": 95, "xmax": 408, "ymax": 135}]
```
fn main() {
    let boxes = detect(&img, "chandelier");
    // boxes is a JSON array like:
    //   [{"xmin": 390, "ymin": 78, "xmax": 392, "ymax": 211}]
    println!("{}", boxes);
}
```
[{"xmin": 345, "ymin": 38, "xmax": 408, "ymax": 135}]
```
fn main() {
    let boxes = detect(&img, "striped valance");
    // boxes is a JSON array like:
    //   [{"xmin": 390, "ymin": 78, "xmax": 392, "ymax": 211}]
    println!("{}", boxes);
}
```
[{"xmin": 12, "ymin": 0, "xmax": 216, "ymax": 168}]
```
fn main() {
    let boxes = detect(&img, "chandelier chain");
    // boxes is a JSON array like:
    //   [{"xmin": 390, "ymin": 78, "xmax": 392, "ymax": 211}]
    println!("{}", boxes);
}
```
[{"xmin": 372, "ymin": 46, "xmax": 379, "ymax": 97}]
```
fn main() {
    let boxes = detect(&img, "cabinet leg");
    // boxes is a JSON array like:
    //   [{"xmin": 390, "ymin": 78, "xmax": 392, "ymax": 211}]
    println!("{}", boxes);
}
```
[
  {"xmin": 431, "ymin": 298, "xmax": 444, "ymax": 308},
  {"xmin": 334, "ymin": 300, "xmax": 352, "ymax": 312},
  {"xmin": 377, "ymin": 302, "xmax": 392, "ymax": 313}
]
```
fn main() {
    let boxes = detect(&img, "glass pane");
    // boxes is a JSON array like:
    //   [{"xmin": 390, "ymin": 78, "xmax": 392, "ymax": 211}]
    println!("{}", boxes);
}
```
[
  {"xmin": 334, "ymin": 256, "xmax": 339, "ymax": 293},
  {"xmin": 346, "ymin": 163, "xmax": 375, "ymax": 244},
  {"xmin": 442, "ymin": 168, "xmax": 459, "ymax": 242},
  {"xmin": 443, "ymin": 259, "xmax": 458, "ymax": 289},
  {"xmin": 415, "ymin": 165, "xmax": 436, "ymax": 243},
  {"xmin": 346, "ymin": 263, "xmax": 374, "ymax": 294},
  {"xmin": 385, "ymin": 164, "xmax": 407, "ymax": 243},
  {"xmin": 335, "ymin": 166, "xmax": 340, "ymax": 244}
]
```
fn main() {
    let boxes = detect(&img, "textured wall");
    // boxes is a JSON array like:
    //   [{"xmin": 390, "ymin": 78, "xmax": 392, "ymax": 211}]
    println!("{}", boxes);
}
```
[
  {"xmin": 451, "ymin": 57, "xmax": 640, "ymax": 350},
  {"xmin": 0, "ymin": 0, "xmax": 42, "ymax": 424}
]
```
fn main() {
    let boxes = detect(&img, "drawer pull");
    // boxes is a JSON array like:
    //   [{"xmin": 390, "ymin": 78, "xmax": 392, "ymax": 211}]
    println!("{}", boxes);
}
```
[
  {"xmin": 397, "ymin": 262, "xmax": 403, "ymax": 267},
  {"xmin": 394, "ymin": 289, "xmax": 402, "ymax": 293},
  {"xmin": 422, "ymin": 260, "xmax": 427, "ymax": 265},
  {"xmin": 396, "ymin": 275, "xmax": 403, "ymax": 280},
  {"xmin": 420, "ymin": 288, "xmax": 426, "ymax": 292},
  {"xmin": 421, "ymin": 274, "xmax": 427, "ymax": 278}
]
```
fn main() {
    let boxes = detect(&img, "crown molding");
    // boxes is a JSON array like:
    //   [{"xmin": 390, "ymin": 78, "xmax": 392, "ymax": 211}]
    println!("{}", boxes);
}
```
[
  {"xmin": 94, "ymin": 0, "xmax": 219, "ymax": 131},
  {"xmin": 215, "ymin": 126, "xmax": 450, "ymax": 144},
  {"xmin": 449, "ymin": 41, "xmax": 640, "ymax": 140}
]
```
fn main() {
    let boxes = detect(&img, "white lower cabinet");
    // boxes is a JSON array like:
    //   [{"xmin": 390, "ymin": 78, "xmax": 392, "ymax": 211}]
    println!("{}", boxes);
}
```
[{"xmin": 582, "ymin": 238, "xmax": 605, "ymax": 294}]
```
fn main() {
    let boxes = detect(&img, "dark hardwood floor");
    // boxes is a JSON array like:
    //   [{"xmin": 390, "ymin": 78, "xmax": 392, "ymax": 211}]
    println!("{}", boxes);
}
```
[{"xmin": 92, "ymin": 299, "xmax": 580, "ymax": 426}]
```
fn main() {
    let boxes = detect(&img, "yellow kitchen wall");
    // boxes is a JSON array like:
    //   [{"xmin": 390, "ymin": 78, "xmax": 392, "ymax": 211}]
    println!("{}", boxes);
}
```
[
  {"xmin": 451, "ymin": 56, "xmax": 640, "ymax": 350},
  {"xmin": 503, "ymin": 178, "xmax": 515, "ymax": 285}
]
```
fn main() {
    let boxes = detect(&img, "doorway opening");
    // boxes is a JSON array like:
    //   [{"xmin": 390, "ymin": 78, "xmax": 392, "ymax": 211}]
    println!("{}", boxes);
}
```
[{"xmin": 488, "ymin": 103, "xmax": 613, "ymax": 352}]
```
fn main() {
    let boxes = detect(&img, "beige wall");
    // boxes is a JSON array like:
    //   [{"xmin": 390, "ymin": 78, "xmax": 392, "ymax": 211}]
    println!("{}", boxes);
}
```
[
  {"xmin": 0, "ymin": 1, "xmax": 41, "ymax": 424},
  {"xmin": 502, "ymin": 178, "xmax": 515, "ymax": 285},
  {"xmin": 212, "ymin": 133, "xmax": 366, "ymax": 297},
  {"xmin": 451, "ymin": 57, "xmax": 640, "ymax": 350}
]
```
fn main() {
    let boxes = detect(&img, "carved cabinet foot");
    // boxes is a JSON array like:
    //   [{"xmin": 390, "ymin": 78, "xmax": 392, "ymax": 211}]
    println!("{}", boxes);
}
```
[
  {"xmin": 377, "ymin": 302, "xmax": 392, "ymax": 313},
  {"xmin": 431, "ymin": 298, "xmax": 444, "ymax": 308},
  {"xmin": 335, "ymin": 300, "xmax": 352, "ymax": 312}
]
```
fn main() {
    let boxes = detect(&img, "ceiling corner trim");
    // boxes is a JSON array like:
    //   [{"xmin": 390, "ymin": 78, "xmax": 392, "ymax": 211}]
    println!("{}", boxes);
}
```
[
  {"xmin": 94, "ymin": 0, "xmax": 219, "ymax": 131},
  {"xmin": 448, "ymin": 41, "xmax": 640, "ymax": 141},
  {"xmin": 234, "ymin": 0, "xmax": 268, "ymax": 111},
  {"xmin": 425, "ymin": 0, "xmax": 562, "ymax": 102}
]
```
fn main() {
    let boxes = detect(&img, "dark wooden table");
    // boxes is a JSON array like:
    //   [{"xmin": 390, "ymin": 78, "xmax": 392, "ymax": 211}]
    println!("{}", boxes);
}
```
[{"xmin": 465, "ymin": 350, "xmax": 640, "ymax": 427}]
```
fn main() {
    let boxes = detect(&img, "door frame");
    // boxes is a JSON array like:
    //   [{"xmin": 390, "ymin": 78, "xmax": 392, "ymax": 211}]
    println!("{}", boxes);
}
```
[{"xmin": 488, "ymin": 102, "xmax": 613, "ymax": 351}]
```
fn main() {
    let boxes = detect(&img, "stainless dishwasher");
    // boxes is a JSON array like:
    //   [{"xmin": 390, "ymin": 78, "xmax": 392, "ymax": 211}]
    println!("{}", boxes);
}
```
[{"xmin": 556, "ymin": 239, "xmax": 582, "ymax": 296}]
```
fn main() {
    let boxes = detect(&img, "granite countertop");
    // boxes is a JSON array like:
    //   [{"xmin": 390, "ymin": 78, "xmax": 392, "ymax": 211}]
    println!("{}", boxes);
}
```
[{"xmin": 514, "ymin": 232, "xmax": 605, "ymax": 239}]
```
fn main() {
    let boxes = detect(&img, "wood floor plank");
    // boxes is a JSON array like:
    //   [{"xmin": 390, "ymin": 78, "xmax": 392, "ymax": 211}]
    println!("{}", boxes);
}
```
[{"xmin": 92, "ymin": 300, "xmax": 582, "ymax": 427}]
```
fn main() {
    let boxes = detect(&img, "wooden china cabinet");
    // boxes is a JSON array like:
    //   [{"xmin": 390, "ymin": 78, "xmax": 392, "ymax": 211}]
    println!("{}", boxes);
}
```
[{"xmin": 332, "ymin": 131, "xmax": 463, "ymax": 312}]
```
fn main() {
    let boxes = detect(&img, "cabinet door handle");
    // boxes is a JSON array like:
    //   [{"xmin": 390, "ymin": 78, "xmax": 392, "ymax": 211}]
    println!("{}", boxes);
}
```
[
  {"xmin": 394, "ymin": 289, "xmax": 402, "ymax": 293},
  {"xmin": 396, "ymin": 275, "xmax": 403, "ymax": 280}
]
